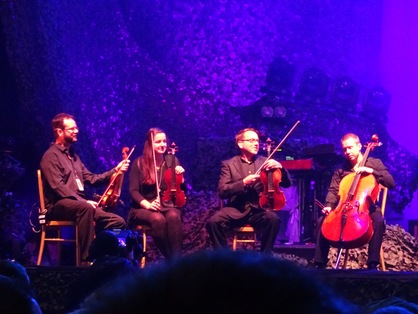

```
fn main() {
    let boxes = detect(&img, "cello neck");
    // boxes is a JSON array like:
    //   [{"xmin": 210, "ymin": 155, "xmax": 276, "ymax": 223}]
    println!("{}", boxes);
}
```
[{"xmin": 347, "ymin": 136, "xmax": 380, "ymax": 198}]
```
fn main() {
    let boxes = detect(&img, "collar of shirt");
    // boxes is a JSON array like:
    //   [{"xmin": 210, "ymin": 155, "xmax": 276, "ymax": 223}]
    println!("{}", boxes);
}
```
[{"xmin": 240, "ymin": 155, "xmax": 258, "ymax": 165}]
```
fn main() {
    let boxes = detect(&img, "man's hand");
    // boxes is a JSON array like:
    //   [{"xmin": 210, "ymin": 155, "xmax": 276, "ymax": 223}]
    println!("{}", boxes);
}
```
[
  {"xmin": 322, "ymin": 206, "xmax": 332, "ymax": 215},
  {"xmin": 243, "ymin": 174, "xmax": 260, "ymax": 187},
  {"xmin": 262, "ymin": 159, "xmax": 282, "ymax": 171},
  {"xmin": 116, "ymin": 159, "xmax": 131, "ymax": 172},
  {"xmin": 355, "ymin": 166, "xmax": 373, "ymax": 174},
  {"xmin": 87, "ymin": 200, "xmax": 98, "ymax": 208}
]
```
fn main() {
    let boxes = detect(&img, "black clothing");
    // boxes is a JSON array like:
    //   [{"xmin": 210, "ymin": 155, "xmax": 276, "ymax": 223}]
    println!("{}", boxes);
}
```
[
  {"xmin": 127, "ymin": 155, "xmax": 185, "ymax": 259},
  {"xmin": 313, "ymin": 157, "xmax": 395, "ymax": 268},
  {"xmin": 129, "ymin": 155, "xmax": 186, "ymax": 209},
  {"xmin": 206, "ymin": 155, "xmax": 292, "ymax": 253},
  {"xmin": 40, "ymin": 143, "xmax": 126, "ymax": 261},
  {"xmin": 322, "ymin": 158, "xmax": 395, "ymax": 208}
]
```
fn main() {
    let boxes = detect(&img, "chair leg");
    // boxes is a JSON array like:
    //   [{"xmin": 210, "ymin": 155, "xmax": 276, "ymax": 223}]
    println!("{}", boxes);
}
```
[
  {"xmin": 37, "ymin": 228, "xmax": 46, "ymax": 266},
  {"xmin": 232, "ymin": 235, "xmax": 237, "ymax": 251},
  {"xmin": 380, "ymin": 246, "xmax": 386, "ymax": 271},
  {"xmin": 140, "ymin": 230, "xmax": 147, "ymax": 269},
  {"xmin": 75, "ymin": 225, "xmax": 80, "ymax": 267},
  {"xmin": 57, "ymin": 227, "xmax": 62, "ymax": 266}
]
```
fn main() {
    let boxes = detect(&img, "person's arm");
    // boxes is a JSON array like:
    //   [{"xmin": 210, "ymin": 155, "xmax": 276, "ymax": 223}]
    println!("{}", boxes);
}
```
[
  {"xmin": 79, "ymin": 155, "xmax": 115, "ymax": 186},
  {"xmin": 173, "ymin": 156, "xmax": 187, "ymax": 190},
  {"xmin": 218, "ymin": 159, "xmax": 246, "ymax": 199},
  {"xmin": 367, "ymin": 158, "xmax": 395, "ymax": 189},
  {"xmin": 323, "ymin": 169, "xmax": 342, "ymax": 209},
  {"xmin": 278, "ymin": 167, "xmax": 292, "ymax": 188},
  {"xmin": 129, "ymin": 158, "xmax": 147, "ymax": 206}
]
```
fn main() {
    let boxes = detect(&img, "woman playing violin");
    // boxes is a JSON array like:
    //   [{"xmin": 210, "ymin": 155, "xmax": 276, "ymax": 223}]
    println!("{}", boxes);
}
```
[
  {"xmin": 313, "ymin": 133, "xmax": 395, "ymax": 270},
  {"xmin": 127, "ymin": 128, "xmax": 186, "ymax": 260},
  {"xmin": 206, "ymin": 128, "xmax": 292, "ymax": 254}
]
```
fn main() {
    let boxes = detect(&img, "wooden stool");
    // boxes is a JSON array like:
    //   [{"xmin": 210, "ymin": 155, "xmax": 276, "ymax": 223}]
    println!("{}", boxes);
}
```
[
  {"xmin": 232, "ymin": 225, "xmax": 257, "ymax": 251},
  {"xmin": 135, "ymin": 225, "xmax": 153, "ymax": 268}
]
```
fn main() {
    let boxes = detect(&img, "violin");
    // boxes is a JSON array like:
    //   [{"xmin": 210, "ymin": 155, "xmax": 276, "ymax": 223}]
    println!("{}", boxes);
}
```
[
  {"xmin": 259, "ymin": 138, "xmax": 286, "ymax": 211},
  {"xmin": 98, "ymin": 146, "xmax": 135, "ymax": 211},
  {"xmin": 254, "ymin": 121, "xmax": 300, "ymax": 210},
  {"xmin": 321, "ymin": 135, "xmax": 382, "ymax": 249},
  {"xmin": 162, "ymin": 142, "xmax": 186, "ymax": 208}
]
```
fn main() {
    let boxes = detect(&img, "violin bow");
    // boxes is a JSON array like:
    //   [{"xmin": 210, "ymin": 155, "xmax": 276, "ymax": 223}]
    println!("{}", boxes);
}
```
[
  {"xmin": 151, "ymin": 132, "xmax": 161, "ymax": 204},
  {"xmin": 255, "ymin": 120, "xmax": 301, "ymax": 175}
]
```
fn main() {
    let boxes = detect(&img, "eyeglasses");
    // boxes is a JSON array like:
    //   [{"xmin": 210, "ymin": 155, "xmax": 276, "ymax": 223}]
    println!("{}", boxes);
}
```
[
  {"xmin": 241, "ymin": 139, "xmax": 259, "ymax": 144},
  {"xmin": 63, "ymin": 126, "xmax": 79, "ymax": 133}
]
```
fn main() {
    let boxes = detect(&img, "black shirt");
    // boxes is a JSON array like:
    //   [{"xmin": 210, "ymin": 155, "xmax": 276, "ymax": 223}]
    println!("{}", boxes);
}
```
[
  {"xmin": 40, "ymin": 143, "xmax": 115, "ymax": 209},
  {"xmin": 324, "ymin": 157, "xmax": 395, "ymax": 209}
]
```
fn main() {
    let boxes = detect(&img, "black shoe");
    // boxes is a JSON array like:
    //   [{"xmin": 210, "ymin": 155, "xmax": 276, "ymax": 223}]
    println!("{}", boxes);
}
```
[
  {"xmin": 367, "ymin": 262, "xmax": 378, "ymax": 270},
  {"xmin": 316, "ymin": 263, "xmax": 326, "ymax": 269},
  {"xmin": 80, "ymin": 261, "xmax": 94, "ymax": 267},
  {"xmin": 311, "ymin": 261, "xmax": 326, "ymax": 269}
]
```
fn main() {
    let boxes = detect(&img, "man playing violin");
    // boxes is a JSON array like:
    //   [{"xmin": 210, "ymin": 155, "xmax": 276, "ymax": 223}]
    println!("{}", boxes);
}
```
[
  {"xmin": 40, "ymin": 113, "xmax": 129, "ymax": 265},
  {"xmin": 206, "ymin": 128, "xmax": 292, "ymax": 254},
  {"xmin": 313, "ymin": 133, "xmax": 395, "ymax": 270}
]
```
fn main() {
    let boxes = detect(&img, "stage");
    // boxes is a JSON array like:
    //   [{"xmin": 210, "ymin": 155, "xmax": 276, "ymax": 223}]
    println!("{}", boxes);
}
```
[{"xmin": 27, "ymin": 256, "xmax": 418, "ymax": 314}]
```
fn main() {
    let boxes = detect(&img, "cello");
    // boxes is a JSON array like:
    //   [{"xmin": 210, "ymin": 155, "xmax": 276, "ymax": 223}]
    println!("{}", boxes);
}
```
[
  {"xmin": 321, "ymin": 135, "xmax": 382, "ymax": 251},
  {"xmin": 162, "ymin": 142, "xmax": 186, "ymax": 208},
  {"xmin": 98, "ymin": 145, "xmax": 135, "ymax": 211},
  {"xmin": 259, "ymin": 137, "xmax": 286, "ymax": 211}
]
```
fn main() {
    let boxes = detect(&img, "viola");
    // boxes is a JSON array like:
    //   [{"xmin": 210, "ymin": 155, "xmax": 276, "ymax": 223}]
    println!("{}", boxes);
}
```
[
  {"xmin": 98, "ymin": 146, "xmax": 135, "ymax": 211},
  {"xmin": 321, "ymin": 135, "xmax": 381, "ymax": 249},
  {"xmin": 162, "ymin": 142, "xmax": 186, "ymax": 208},
  {"xmin": 259, "ymin": 138, "xmax": 286, "ymax": 211}
]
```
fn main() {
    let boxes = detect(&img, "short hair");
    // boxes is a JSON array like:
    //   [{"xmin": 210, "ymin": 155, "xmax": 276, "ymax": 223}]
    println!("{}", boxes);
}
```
[
  {"xmin": 341, "ymin": 133, "xmax": 360, "ymax": 144},
  {"xmin": 51, "ymin": 113, "xmax": 75, "ymax": 137},
  {"xmin": 235, "ymin": 128, "xmax": 258, "ymax": 145}
]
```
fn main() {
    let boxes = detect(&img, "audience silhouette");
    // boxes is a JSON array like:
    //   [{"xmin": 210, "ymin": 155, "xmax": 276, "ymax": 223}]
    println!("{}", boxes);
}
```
[
  {"xmin": 0, "ymin": 259, "xmax": 42, "ymax": 314},
  {"xmin": 65, "ymin": 231, "xmax": 140, "ymax": 312},
  {"xmin": 70, "ymin": 249, "xmax": 361, "ymax": 314}
]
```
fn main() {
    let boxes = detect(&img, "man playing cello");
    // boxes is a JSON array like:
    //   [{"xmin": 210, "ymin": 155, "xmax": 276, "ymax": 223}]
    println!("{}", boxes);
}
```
[{"xmin": 313, "ymin": 133, "xmax": 395, "ymax": 270}]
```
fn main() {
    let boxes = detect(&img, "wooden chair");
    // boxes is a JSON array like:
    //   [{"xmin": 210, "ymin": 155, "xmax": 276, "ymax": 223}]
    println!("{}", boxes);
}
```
[
  {"xmin": 135, "ymin": 225, "xmax": 153, "ymax": 268},
  {"xmin": 232, "ymin": 225, "xmax": 257, "ymax": 251},
  {"xmin": 36, "ymin": 169, "xmax": 80, "ymax": 266},
  {"xmin": 335, "ymin": 185, "xmax": 388, "ymax": 271},
  {"xmin": 217, "ymin": 197, "xmax": 258, "ymax": 251}
]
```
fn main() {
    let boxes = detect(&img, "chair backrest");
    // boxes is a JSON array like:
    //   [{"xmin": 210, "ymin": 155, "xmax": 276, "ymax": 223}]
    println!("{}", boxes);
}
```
[
  {"xmin": 37, "ymin": 169, "xmax": 46, "ymax": 215},
  {"xmin": 377, "ymin": 184, "xmax": 388, "ymax": 216}
]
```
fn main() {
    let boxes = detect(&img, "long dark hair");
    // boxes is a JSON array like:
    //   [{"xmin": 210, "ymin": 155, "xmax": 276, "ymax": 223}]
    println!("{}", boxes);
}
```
[{"xmin": 141, "ymin": 127, "xmax": 165, "ymax": 184}]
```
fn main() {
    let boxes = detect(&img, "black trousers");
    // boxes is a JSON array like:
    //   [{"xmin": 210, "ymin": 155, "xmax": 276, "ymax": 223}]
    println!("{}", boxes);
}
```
[
  {"xmin": 206, "ymin": 207, "xmax": 280, "ymax": 253},
  {"xmin": 48, "ymin": 198, "xmax": 126, "ymax": 261},
  {"xmin": 127, "ymin": 207, "xmax": 183, "ymax": 260}
]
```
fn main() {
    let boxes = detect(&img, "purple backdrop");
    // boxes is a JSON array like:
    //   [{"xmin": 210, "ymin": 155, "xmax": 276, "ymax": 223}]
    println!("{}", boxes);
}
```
[{"xmin": 0, "ymin": 0, "xmax": 417, "ymax": 234}]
